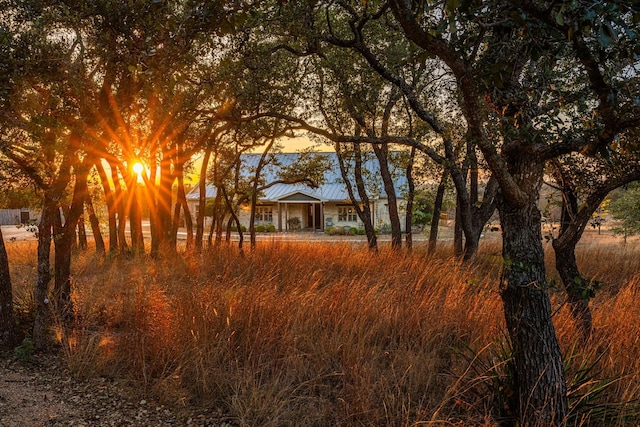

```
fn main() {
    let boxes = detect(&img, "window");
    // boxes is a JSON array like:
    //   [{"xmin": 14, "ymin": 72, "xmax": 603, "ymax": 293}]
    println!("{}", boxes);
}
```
[
  {"xmin": 255, "ymin": 206, "xmax": 273, "ymax": 224},
  {"xmin": 338, "ymin": 206, "xmax": 357, "ymax": 222}
]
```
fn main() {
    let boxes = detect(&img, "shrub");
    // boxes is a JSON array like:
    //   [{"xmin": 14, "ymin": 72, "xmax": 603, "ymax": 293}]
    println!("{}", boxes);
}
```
[
  {"xmin": 349, "ymin": 227, "xmax": 358, "ymax": 235},
  {"xmin": 266, "ymin": 224, "xmax": 276, "ymax": 232},
  {"xmin": 255, "ymin": 225, "xmax": 266, "ymax": 232}
]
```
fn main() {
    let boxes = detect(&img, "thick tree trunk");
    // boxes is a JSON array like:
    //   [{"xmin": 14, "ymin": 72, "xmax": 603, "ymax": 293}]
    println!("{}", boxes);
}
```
[
  {"xmin": 0, "ymin": 227, "xmax": 16, "ymax": 346},
  {"xmin": 497, "ymin": 160, "xmax": 567, "ymax": 425},
  {"xmin": 33, "ymin": 198, "xmax": 56, "ymax": 350},
  {"xmin": 54, "ymin": 163, "xmax": 89, "ymax": 319}
]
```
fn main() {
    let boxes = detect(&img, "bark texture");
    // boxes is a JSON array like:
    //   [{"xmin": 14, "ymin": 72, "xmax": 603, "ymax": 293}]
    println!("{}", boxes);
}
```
[
  {"xmin": 0, "ymin": 227, "xmax": 15, "ymax": 346},
  {"xmin": 497, "ymin": 157, "xmax": 567, "ymax": 424}
]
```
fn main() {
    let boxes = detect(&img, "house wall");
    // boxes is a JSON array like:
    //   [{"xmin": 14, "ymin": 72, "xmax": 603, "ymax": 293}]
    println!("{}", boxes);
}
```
[
  {"xmin": 186, "ymin": 199, "xmax": 408, "ymax": 232},
  {"xmin": 323, "ymin": 200, "xmax": 408, "ymax": 232},
  {"xmin": 0, "ymin": 209, "xmax": 38, "ymax": 226}
]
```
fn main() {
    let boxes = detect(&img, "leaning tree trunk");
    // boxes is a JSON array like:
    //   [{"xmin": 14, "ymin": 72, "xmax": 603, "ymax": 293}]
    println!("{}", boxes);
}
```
[
  {"xmin": 372, "ymin": 144, "xmax": 402, "ymax": 250},
  {"xmin": 335, "ymin": 142, "xmax": 377, "ymax": 250},
  {"xmin": 84, "ymin": 194, "xmax": 106, "ymax": 254},
  {"xmin": 0, "ymin": 227, "xmax": 16, "ymax": 346},
  {"xmin": 195, "ymin": 147, "xmax": 212, "ymax": 252},
  {"xmin": 497, "ymin": 159, "xmax": 567, "ymax": 425},
  {"xmin": 552, "ymin": 238, "xmax": 593, "ymax": 341},
  {"xmin": 428, "ymin": 169, "xmax": 449, "ymax": 255}
]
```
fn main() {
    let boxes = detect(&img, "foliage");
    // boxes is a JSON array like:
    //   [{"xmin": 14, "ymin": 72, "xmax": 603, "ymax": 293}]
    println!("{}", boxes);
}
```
[
  {"xmin": 609, "ymin": 183, "xmax": 640, "ymax": 241},
  {"xmin": 454, "ymin": 338, "xmax": 640, "ymax": 426},
  {"xmin": 412, "ymin": 187, "xmax": 455, "ymax": 229},
  {"xmin": 286, "ymin": 217, "xmax": 301, "ymax": 230},
  {"xmin": 325, "ymin": 225, "xmax": 364, "ymax": 236},
  {"xmin": 412, "ymin": 189, "xmax": 435, "ymax": 228},
  {"xmin": 13, "ymin": 336, "xmax": 34, "ymax": 363}
]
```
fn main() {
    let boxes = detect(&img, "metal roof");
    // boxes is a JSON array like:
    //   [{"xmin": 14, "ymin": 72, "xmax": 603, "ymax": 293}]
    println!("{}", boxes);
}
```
[{"xmin": 186, "ymin": 152, "xmax": 408, "ymax": 203}]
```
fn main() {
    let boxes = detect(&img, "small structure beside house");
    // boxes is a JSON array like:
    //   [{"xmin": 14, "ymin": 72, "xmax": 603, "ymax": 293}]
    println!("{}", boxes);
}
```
[
  {"xmin": 186, "ymin": 152, "xmax": 409, "ymax": 232},
  {"xmin": 0, "ymin": 209, "xmax": 37, "ymax": 226}
]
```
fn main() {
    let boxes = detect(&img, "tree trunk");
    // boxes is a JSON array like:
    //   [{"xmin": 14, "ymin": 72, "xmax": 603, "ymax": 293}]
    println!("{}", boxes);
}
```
[
  {"xmin": 53, "ymin": 162, "xmax": 89, "ymax": 319},
  {"xmin": 128, "ymin": 177, "xmax": 143, "ymax": 256},
  {"xmin": 77, "ymin": 217, "xmax": 88, "ymax": 250},
  {"xmin": 195, "ymin": 147, "xmax": 212, "ymax": 252},
  {"xmin": 0, "ymin": 227, "xmax": 16, "ymax": 346},
  {"xmin": 84, "ymin": 194, "xmax": 106, "ymax": 254},
  {"xmin": 372, "ymin": 144, "xmax": 402, "ymax": 249},
  {"xmin": 429, "ymin": 169, "xmax": 449, "ymax": 254},
  {"xmin": 552, "ymin": 239, "xmax": 593, "ymax": 341},
  {"xmin": 404, "ymin": 148, "xmax": 416, "ymax": 252},
  {"xmin": 109, "ymin": 161, "xmax": 128, "ymax": 255},
  {"xmin": 497, "ymin": 160, "xmax": 567, "ymax": 425},
  {"xmin": 95, "ymin": 160, "xmax": 117, "ymax": 253},
  {"xmin": 33, "ymin": 197, "xmax": 56, "ymax": 350},
  {"xmin": 222, "ymin": 187, "xmax": 244, "ymax": 251},
  {"xmin": 156, "ymin": 156, "xmax": 174, "ymax": 252},
  {"xmin": 454, "ymin": 201, "xmax": 463, "ymax": 257},
  {"xmin": 335, "ymin": 143, "xmax": 377, "ymax": 251}
]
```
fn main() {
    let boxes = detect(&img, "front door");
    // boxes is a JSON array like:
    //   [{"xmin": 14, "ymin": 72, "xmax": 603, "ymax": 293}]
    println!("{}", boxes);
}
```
[{"xmin": 307, "ymin": 204, "xmax": 322, "ymax": 230}]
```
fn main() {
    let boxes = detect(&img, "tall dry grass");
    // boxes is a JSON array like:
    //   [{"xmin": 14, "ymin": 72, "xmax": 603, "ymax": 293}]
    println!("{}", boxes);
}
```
[{"xmin": 5, "ymin": 237, "xmax": 640, "ymax": 426}]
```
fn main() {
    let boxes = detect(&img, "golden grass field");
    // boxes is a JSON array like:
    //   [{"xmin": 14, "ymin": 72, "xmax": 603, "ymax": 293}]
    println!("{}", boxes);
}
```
[{"xmin": 5, "ymin": 231, "xmax": 640, "ymax": 426}]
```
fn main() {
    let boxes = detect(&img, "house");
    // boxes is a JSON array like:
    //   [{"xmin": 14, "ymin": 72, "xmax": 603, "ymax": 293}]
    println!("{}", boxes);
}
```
[{"xmin": 185, "ymin": 152, "xmax": 409, "ymax": 232}]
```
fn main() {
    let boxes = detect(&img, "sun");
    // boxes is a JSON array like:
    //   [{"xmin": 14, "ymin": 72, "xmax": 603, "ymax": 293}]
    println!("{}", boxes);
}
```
[{"xmin": 132, "ymin": 162, "xmax": 145, "ymax": 175}]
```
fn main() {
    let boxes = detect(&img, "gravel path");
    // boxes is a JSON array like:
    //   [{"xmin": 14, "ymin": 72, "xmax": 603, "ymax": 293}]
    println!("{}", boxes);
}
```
[{"xmin": 0, "ymin": 351, "xmax": 233, "ymax": 426}]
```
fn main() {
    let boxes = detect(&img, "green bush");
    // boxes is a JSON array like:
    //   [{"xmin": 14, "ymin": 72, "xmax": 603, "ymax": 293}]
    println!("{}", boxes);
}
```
[
  {"xmin": 255, "ymin": 225, "xmax": 266, "ymax": 232},
  {"xmin": 266, "ymin": 224, "xmax": 276, "ymax": 232},
  {"xmin": 356, "ymin": 228, "xmax": 366, "ymax": 235},
  {"xmin": 14, "ymin": 337, "xmax": 34, "ymax": 363},
  {"xmin": 349, "ymin": 227, "xmax": 358, "ymax": 235}
]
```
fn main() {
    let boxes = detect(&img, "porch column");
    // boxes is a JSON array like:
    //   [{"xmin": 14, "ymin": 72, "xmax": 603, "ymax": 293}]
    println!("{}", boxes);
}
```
[
  {"xmin": 320, "ymin": 202, "xmax": 325, "ymax": 231},
  {"xmin": 277, "ymin": 202, "xmax": 282, "ymax": 232},
  {"xmin": 311, "ymin": 203, "xmax": 315, "ymax": 232}
]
